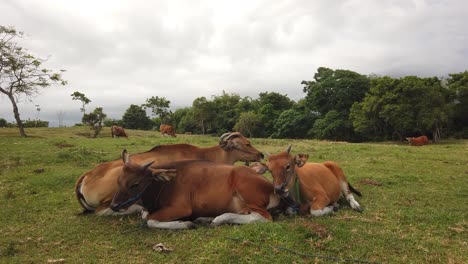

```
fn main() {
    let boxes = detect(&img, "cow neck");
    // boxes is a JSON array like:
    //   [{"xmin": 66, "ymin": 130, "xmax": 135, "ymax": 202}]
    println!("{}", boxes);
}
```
[{"xmin": 202, "ymin": 145, "xmax": 234, "ymax": 164}]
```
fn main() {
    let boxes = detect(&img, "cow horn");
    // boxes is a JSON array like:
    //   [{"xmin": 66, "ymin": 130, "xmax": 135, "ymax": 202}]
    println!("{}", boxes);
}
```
[
  {"xmin": 265, "ymin": 152, "xmax": 271, "ymax": 158},
  {"xmin": 122, "ymin": 149, "xmax": 130, "ymax": 163},
  {"xmin": 219, "ymin": 132, "xmax": 232, "ymax": 142},
  {"xmin": 142, "ymin": 160, "xmax": 155, "ymax": 171},
  {"xmin": 285, "ymin": 144, "xmax": 292, "ymax": 154}
]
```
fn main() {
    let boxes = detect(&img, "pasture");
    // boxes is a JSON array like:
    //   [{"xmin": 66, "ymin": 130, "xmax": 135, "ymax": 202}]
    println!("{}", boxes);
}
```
[{"xmin": 0, "ymin": 127, "xmax": 466, "ymax": 263}]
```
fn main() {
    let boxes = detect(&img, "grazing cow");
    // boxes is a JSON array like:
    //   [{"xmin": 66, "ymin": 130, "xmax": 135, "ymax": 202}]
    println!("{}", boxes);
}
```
[
  {"xmin": 74, "ymin": 132, "xmax": 264, "ymax": 216},
  {"xmin": 111, "ymin": 125, "xmax": 127, "ymax": 138},
  {"xmin": 252, "ymin": 145, "xmax": 362, "ymax": 217},
  {"xmin": 406, "ymin": 136, "xmax": 429, "ymax": 146},
  {"xmin": 160, "ymin": 124, "xmax": 176, "ymax": 137},
  {"xmin": 110, "ymin": 150, "xmax": 279, "ymax": 229}
]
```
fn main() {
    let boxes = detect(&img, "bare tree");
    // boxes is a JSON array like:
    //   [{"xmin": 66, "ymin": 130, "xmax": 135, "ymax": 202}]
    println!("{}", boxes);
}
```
[
  {"xmin": 56, "ymin": 109, "xmax": 65, "ymax": 127},
  {"xmin": 0, "ymin": 25, "xmax": 67, "ymax": 137}
]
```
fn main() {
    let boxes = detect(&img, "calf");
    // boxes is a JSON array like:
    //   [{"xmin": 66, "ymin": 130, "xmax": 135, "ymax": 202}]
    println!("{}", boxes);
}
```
[
  {"xmin": 111, "ymin": 125, "xmax": 127, "ymax": 138},
  {"xmin": 160, "ymin": 124, "xmax": 176, "ymax": 137},
  {"xmin": 406, "ymin": 136, "xmax": 429, "ymax": 146},
  {"xmin": 110, "ymin": 150, "xmax": 279, "ymax": 229},
  {"xmin": 252, "ymin": 145, "xmax": 362, "ymax": 216}
]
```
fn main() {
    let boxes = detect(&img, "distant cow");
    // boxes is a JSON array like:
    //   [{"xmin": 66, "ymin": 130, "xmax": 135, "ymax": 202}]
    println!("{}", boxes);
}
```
[
  {"xmin": 251, "ymin": 145, "xmax": 362, "ymax": 217},
  {"xmin": 111, "ymin": 125, "xmax": 127, "ymax": 138},
  {"xmin": 185, "ymin": 132, "xmax": 192, "ymax": 135},
  {"xmin": 160, "ymin": 124, "xmax": 176, "ymax": 137},
  {"xmin": 110, "ymin": 150, "xmax": 279, "ymax": 229},
  {"xmin": 406, "ymin": 136, "xmax": 429, "ymax": 146}
]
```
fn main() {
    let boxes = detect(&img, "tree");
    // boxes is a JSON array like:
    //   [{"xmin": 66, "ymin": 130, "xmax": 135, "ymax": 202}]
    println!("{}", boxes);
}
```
[
  {"xmin": 192, "ymin": 97, "xmax": 214, "ymax": 135},
  {"xmin": 234, "ymin": 111, "xmax": 261, "ymax": 137},
  {"xmin": 254, "ymin": 92, "xmax": 294, "ymax": 137},
  {"xmin": 0, "ymin": 118, "xmax": 7, "ymax": 127},
  {"xmin": 122, "ymin": 104, "xmax": 152, "ymax": 130},
  {"xmin": 143, "ymin": 96, "xmax": 172, "ymax": 124},
  {"xmin": 302, "ymin": 67, "xmax": 370, "ymax": 141},
  {"xmin": 350, "ymin": 76, "xmax": 450, "ymax": 141},
  {"xmin": 447, "ymin": 71, "xmax": 468, "ymax": 138},
  {"xmin": 71, "ymin": 91, "xmax": 91, "ymax": 115},
  {"xmin": 173, "ymin": 107, "xmax": 198, "ymax": 134},
  {"xmin": 82, "ymin": 107, "xmax": 107, "ymax": 138},
  {"xmin": 0, "ymin": 26, "xmax": 67, "ymax": 137},
  {"xmin": 272, "ymin": 99, "xmax": 318, "ymax": 139}
]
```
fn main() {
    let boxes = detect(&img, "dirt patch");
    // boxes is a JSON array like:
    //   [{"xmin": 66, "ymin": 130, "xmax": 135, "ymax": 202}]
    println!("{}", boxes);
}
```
[
  {"xmin": 55, "ymin": 142, "xmax": 74, "ymax": 148},
  {"xmin": 359, "ymin": 178, "xmax": 382, "ymax": 186},
  {"xmin": 292, "ymin": 220, "xmax": 329, "ymax": 238}
]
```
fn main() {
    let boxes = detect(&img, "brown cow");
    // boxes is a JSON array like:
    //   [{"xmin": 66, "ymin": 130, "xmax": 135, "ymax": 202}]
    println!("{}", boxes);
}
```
[
  {"xmin": 252, "ymin": 145, "xmax": 362, "ymax": 217},
  {"xmin": 160, "ymin": 124, "xmax": 176, "ymax": 137},
  {"xmin": 111, "ymin": 125, "xmax": 127, "ymax": 138},
  {"xmin": 406, "ymin": 136, "xmax": 429, "ymax": 146},
  {"xmin": 74, "ymin": 132, "xmax": 264, "ymax": 216},
  {"xmin": 109, "ymin": 150, "xmax": 279, "ymax": 229}
]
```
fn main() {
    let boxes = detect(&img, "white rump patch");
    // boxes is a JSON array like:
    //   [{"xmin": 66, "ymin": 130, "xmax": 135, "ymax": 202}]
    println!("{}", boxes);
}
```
[
  {"xmin": 147, "ymin": 220, "xmax": 195, "ymax": 229},
  {"xmin": 310, "ymin": 206, "xmax": 334, "ymax": 216},
  {"xmin": 211, "ymin": 212, "xmax": 268, "ymax": 226}
]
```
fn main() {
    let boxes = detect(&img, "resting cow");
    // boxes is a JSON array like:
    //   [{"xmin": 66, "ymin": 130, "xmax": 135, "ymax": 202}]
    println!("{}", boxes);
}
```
[
  {"xmin": 74, "ymin": 132, "xmax": 264, "ymax": 216},
  {"xmin": 111, "ymin": 125, "xmax": 127, "ymax": 138},
  {"xmin": 160, "ymin": 124, "xmax": 176, "ymax": 137},
  {"xmin": 252, "ymin": 145, "xmax": 362, "ymax": 216},
  {"xmin": 406, "ymin": 136, "xmax": 429, "ymax": 146},
  {"xmin": 110, "ymin": 150, "xmax": 279, "ymax": 229}
]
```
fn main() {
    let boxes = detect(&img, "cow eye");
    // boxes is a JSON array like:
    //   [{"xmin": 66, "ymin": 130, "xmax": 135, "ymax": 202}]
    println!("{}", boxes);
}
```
[
  {"xmin": 130, "ymin": 182, "xmax": 139, "ymax": 189},
  {"xmin": 246, "ymin": 143, "xmax": 251, "ymax": 147},
  {"xmin": 285, "ymin": 164, "xmax": 290, "ymax": 171}
]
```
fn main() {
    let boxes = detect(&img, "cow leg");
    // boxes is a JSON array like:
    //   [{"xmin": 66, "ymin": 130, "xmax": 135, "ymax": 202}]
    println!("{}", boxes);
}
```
[
  {"xmin": 146, "ymin": 207, "xmax": 195, "ymax": 230},
  {"xmin": 95, "ymin": 204, "xmax": 144, "ymax": 216},
  {"xmin": 309, "ymin": 193, "xmax": 333, "ymax": 217},
  {"xmin": 211, "ymin": 211, "xmax": 269, "ymax": 226},
  {"xmin": 193, "ymin": 217, "xmax": 215, "ymax": 225},
  {"xmin": 339, "ymin": 181, "xmax": 362, "ymax": 212}
]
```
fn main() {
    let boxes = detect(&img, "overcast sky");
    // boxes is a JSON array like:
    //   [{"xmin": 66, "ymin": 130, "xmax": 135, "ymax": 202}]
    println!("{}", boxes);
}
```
[{"xmin": 1, "ymin": 0, "xmax": 467, "ymax": 127}]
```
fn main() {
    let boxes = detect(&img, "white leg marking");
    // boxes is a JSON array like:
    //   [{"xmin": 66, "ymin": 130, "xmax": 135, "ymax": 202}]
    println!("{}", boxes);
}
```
[
  {"xmin": 147, "ymin": 220, "xmax": 195, "ymax": 229},
  {"xmin": 141, "ymin": 210, "xmax": 149, "ymax": 220},
  {"xmin": 346, "ymin": 194, "xmax": 362, "ymax": 212},
  {"xmin": 310, "ymin": 206, "xmax": 334, "ymax": 216},
  {"xmin": 211, "ymin": 212, "xmax": 268, "ymax": 226}
]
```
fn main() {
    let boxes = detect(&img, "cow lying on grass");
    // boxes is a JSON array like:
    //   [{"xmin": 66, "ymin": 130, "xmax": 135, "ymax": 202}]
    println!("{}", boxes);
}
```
[
  {"xmin": 110, "ymin": 150, "xmax": 280, "ymax": 229},
  {"xmin": 251, "ymin": 145, "xmax": 362, "ymax": 216},
  {"xmin": 75, "ymin": 132, "xmax": 264, "ymax": 216},
  {"xmin": 406, "ymin": 136, "xmax": 429, "ymax": 146}
]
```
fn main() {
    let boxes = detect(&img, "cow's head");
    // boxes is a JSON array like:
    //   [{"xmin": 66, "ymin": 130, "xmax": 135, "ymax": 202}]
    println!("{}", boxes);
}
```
[
  {"xmin": 110, "ymin": 150, "xmax": 176, "ymax": 212},
  {"xmin": 251, "ymin": 145, "xmax": 307, "ymax": 196},
  {"xmin": 219, "ymin": 132, "xmax": 264, "ymax": 162}
]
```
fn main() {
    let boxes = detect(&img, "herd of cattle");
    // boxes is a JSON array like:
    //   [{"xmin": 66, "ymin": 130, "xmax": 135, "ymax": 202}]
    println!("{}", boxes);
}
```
[{"xmin": 76, "ymin": 129, "xmax": 429, "ymax": 229}]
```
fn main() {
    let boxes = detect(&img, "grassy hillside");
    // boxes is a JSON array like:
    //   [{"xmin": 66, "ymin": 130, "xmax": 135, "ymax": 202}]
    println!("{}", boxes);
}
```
[{"xmin": 0, "ymin": 127, "xmax": 466, "ymax": 263}]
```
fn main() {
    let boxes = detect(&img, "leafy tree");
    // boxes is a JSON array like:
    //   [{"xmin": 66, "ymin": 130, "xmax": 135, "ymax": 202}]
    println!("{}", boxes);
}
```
[
  {"xmin": 192, "ymin": 97, "xmax": 214, "ymax": 135},
  {"xmin": 173, "ymin": 107, "xmax": 198, "ymax": 134},
  {"xmin": 0, "ymin": 118, "xmax": 7, "ymax": 127},
  {"xmin": 447, "ymin": 71, "xmax": 468, "ymax": 138},
  {"xmin": 143, "ymin": 96, "xmax": 173, "ymax": 124},
  {"xmin": 71, "ymin": 91, "xmax": 91, "ymax": 115},
  {"xmin": 210, "ymin": 91, "xmax": 242, "ymax": 134},
  {"xmin": 103, "ymin": 118, "xmax": 123, "ymax": 127},
  {"xmin": 233, "ymin": 111, "xmax": 261, "ymax": 137},
  {"xmin": 122, "ymin": 104, "xmax": 152, "ymax": 130},
  {"xmin": 0, "ymin": 26, "xmax": 67, "ymax": 137},
  {"xmin": 82, "ymin": 107, "xmax": 107, "ymax": 138},
  {"xmin": 302, "ymin": 67, "xmax": 369, "ymax": 141},
  {"xmin": 272, "ymin": 99, "xmax": 318, "ymax": 139},
  {"xmin": 350, "ymin": 76, "xmax": 450, "ymax": 141},
  {"xmin": 254, "ymin": 92, "xmax": 294, "ymax": 137}
]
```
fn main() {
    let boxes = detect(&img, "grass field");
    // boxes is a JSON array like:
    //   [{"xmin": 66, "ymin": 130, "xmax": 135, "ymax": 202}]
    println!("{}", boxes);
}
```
[{"xmin": 0, "ymin": 127, "xmax": 466, "ymax": 263}]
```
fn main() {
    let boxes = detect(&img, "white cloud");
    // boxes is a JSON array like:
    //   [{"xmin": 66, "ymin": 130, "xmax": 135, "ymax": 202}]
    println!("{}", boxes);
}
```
[{"xmin": 1, "ymin": 0, "xmax": 467, "ymax": 126}]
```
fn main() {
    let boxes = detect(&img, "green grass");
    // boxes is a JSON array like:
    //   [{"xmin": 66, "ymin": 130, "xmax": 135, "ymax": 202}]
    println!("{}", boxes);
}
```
[{"xmin": 0, "ymin": 127, "xmax": 466, "ymax": 263}]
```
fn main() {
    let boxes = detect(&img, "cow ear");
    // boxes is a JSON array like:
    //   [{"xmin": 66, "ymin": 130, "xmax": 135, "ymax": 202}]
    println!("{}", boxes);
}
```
[
  {"xmin": 122, "ymin": 149, "xmax": 130, "ymax": 164},
  {"xmin": 149, "ymin": 168, "xmax": 177, "ymax": 181},
  {"xmin": 295, "ymin": 154, "xmax": 309, "ymax": 168},
  {"xmin": 249, "ymin": 162, "xmax": 268, "ymax": 174}
]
